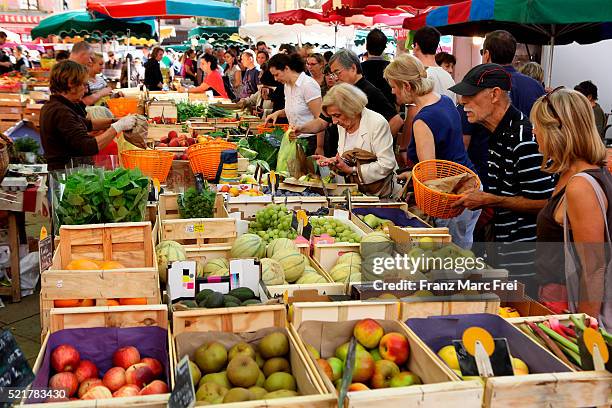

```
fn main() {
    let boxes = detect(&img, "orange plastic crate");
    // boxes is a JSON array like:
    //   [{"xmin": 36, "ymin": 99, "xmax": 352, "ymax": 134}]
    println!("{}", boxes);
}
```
[
  {"xmin": 187, "ymin": 139, "xmax": 236, "ymax": 180},
  {"xmin": 107, "ymin": 97, "xmax": 139, "ymax": 117},
  {"xmin": 256, "ymin": 123, "xmax": 289, "ymax": 135},
  {"xmin": 412, "ymin": 159, "xmax": 480, "ymax": 219},
  {"xmin": 121, "ymin": 150, "xmax": 174, "ymax": 182}
]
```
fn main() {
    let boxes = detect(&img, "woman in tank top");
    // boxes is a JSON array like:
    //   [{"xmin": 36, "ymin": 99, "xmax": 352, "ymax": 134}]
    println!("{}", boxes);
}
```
[{"xmin": 534, "ymin": 87, "xmax": 612, "ymax": 328}]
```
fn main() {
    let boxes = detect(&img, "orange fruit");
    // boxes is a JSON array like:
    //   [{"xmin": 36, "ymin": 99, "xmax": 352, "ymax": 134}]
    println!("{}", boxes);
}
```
[
  {"xmin": 97, "ymin": 260, "xmax": 125, "ymax": 270},
  {"xmin": 119, "ymin": 298, "xmax": 147, "ymax": 305},
  {"xmin": 54, "ymin": 299, "xmax": 81, "ymax": 308},
  {"xmin": 78, "ymin": 299, "xmax": 95, "ymax": 307},
  {"xmin": 106, "ymin": 299, "xmax": 120, "ymax": 306},
  {"xmin": 65, "ymin": 259, "xmax": 100, "ymax": 270}
]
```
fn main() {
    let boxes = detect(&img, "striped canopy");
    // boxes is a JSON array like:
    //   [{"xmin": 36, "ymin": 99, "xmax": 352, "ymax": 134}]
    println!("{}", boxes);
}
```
[{"xmin": 88, "ymin": 0, "xmax": 239, "ymax": 20}]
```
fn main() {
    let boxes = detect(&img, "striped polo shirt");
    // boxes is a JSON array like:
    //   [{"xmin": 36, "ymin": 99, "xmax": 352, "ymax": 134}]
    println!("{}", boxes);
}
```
[{"xmin": 486, "ymin": 105, "xmax": 555, "ymax": 278}]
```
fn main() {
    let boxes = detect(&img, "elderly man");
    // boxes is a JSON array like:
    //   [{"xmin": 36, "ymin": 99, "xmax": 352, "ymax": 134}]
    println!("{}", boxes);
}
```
[
  {"xmin": 69, "ymin": 41, "xmax": 94, "ymax": 67},
  {"xmin": 239, "ymin": 49, "xmax": 260, "ymax": 98},
  {"xmin": 451, "ymin": 63, "xmax": 554, "ymax": 295},
  {"xmin": 295, "ymin": 49, "xmax": 402, "ymax": 141}
]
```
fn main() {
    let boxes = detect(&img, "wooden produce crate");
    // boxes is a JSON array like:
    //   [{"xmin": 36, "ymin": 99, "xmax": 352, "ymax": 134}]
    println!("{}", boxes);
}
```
[
  {"xmin": 172, "ymin": 305, "xmax": 336, "ymax": 407},
  {"xmin": 290, "ymin": 319, "xmax": 483, "ymax": 408},
  {"xmin": 158, "ymin": 192, "xmax": 227, "ymax": 221},
  {"xmin": 291, "ymin": 300, "xmax": 399, "ymax": 326},
  {"xmin": 147, "ymin": 101, "xmax": 177, "ymax": 124},
  {"xmin": 22, "ymin": 104, "xmax": 42, "ymax": 128},
  {"xmin": 225, "ymin": 196, "xmax": 329, "ymax": 220},
  {"xmin": 312, "ymin": 216, "xmax": 366, "ymax": 272},
  {"xmin": 408, "ymin": 313, "xmax": 612, "ymax": 408},
  {"xmin": 40, "ymin": 222, "xmax": 161, "ymax": 339},
  {"xmin": 147, "ymin": 123, "xmax": 184, "ymax": 142},
  {"xmin": 23, "ymin": 305, "xmax": 171, "ymax": 407},
  {"xmin": 160, "ymin": 217, "xmax": 236, "ymax": 246}
]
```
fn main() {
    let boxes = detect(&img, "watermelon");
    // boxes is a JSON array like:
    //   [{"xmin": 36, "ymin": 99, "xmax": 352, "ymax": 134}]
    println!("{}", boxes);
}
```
[
  {"xmin": 230, "ymin": 233, "xmax": 266, "ymax": 259},
  {"xmin": 156, "ymin": 240, "xmax": 187, "ymax": 283},
  {"xmin": 266, "ymin": 238, "xmax": 298, "ymax": 258},
  {"xmin": 272, "ymin": 249, "xmax": 306, "ymax": 283},
  {"xmin": 261, "ymin": 258, "xmax": 284, "ymax": 285},
  {"xmin": 360, "ymin": 232, "xmax": 394, "ymax": 258},
  {"xmin": 202, "ymin": 258, "xmax": 230, "ymax": 277}
]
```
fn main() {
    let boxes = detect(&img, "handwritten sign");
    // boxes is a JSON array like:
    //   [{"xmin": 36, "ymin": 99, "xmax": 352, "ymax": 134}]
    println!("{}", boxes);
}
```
[
  {"xmin": 38, "ymin": 226, "xmax": 53, "ymax": 273},
  {"xmin": 168, "ymin": 355, "xmax": 195, "ymax": 408},
  {"xmin": 0, "ymin": 330, "xmax": 35, "ymax": 390}
]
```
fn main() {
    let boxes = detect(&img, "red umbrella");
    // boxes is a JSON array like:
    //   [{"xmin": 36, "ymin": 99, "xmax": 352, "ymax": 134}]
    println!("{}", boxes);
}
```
[
  {"xmin": 268, "ymin": 8, "xmax": 330, "ymax": 25},
  {"xmin": 87, "ymin": 0, "xmax": 239, "ymax": 19}
]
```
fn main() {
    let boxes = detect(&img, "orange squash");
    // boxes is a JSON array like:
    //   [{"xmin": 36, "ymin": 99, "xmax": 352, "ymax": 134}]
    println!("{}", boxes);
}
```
[
  {"xmin": 54, "ymin": 299, "xmax": 81, "ymax": 308},
  {"xmin": 65, "ymin": 259, "xmax": 100, "ymax": 270},
  {"xmin": 78, "ymin": 299, "xmax": 95, "ymax": 307},
  {"xmin": 97, "ymin": 260, "xmax": 125, "ymax": 270},
  {"xmin": 106, "ymin": 299, "xmax": 120, "ymax": 306},
  {"xmin": 119, "ymin": 298, "xmax": 147, "ymax": 305}
]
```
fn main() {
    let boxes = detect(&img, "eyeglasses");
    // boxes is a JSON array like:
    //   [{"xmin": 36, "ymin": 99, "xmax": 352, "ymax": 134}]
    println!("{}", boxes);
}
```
[
  {"xmin": 543, "ymin": 86, "xmax": 565, "ymax": 129},
  {"xmin": 330, "ymin": 67, "xmax": 345, "ymax": 79}
]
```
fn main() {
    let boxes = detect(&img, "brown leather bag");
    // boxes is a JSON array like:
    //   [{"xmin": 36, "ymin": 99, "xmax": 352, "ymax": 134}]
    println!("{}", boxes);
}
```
[{"xmin": 341, "ymin": 148, "xmax": 395, "ymax": 197}]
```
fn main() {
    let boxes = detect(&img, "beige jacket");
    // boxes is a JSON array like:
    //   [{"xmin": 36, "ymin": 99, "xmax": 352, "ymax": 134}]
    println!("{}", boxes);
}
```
[{"xmin": 337, "ymin": 108, "xmax": 398, "ymax": 185}]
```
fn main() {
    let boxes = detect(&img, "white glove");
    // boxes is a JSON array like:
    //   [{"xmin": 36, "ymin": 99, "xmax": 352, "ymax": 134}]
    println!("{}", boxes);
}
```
[{"xmin": 111, "ymin": 115, "xmax": 136, "ymax": 133}]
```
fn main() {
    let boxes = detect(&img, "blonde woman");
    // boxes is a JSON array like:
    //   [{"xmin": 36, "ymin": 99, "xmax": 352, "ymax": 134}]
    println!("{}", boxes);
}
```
[
  {"xmin": 384, "ymin": 54, "xmax": 479, "ymax": 249},
  {"xmin": 534, "ymin": 87, "xmax": 611, "ymax": 327},
  {"xmin": 519, "ymin": 62, "xmax": 545, "ymax": 88},
  {"xmin": 309, "ymin": 83, "xmax": 400, "ymax": 198}
]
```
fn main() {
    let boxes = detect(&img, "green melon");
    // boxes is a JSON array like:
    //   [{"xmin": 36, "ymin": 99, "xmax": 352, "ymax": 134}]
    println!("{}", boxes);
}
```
[
  {"xmin": 266, "ymin": 238, "xmax": 298, "ymax": 258},
  {"xmin": 261, "ymin": 258, "xmax": 285, "ymax": 285},
  {"xmin": 156, "ymin": 240, "xmax": 187, "ymax": 283},
  {"xmin": 272, "ymin": 249, "xmax": 305, "ymax": 283},
  {"xmin": 337, "ymin": 252, "xmax": 362, "ymax": 267},
  {"xmin": 330, "ymin": 263, "xmax": 361, "ymax": 283},
  {"xmin": 203, "ymin": 258, "xmax": 230, "ymax": 277},
  {"xmin": 360, "ymin": 232, "xmax": 394, "ymax": 258},
  {"xmin": 296, "ymin": 273, "xmax": 327, "ymax": 284},
  {"xmin": 303, "ymin": 265, "xmax": 317, "ymax": 275},
  {"xmin": 230, "ymin": 234, "xmax": 266, "ymax": 259}
]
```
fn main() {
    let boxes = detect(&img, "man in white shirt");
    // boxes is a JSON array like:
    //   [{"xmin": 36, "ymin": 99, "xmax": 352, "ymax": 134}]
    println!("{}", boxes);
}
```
[{"xmin": 413, "ymin": 26, "xmax": 456, "ymax": 103}]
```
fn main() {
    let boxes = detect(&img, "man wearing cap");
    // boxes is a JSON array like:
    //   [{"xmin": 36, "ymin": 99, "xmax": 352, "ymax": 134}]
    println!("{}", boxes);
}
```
[{"xmin": 451, "ymin": 63, "xmax": 554, "ymax": 295}]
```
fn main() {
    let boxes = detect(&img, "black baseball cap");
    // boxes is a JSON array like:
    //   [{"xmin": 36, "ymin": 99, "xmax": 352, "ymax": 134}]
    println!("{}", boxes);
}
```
[{"xmin": 449, "ymin": 63, "xmax": 512, "ymax": 96}]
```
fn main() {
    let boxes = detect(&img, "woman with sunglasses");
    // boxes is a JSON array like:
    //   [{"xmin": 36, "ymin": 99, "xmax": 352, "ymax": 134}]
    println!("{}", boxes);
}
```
[{"xmin": 534, "ymin": 87, "xmax": 612, "ymax": 327}]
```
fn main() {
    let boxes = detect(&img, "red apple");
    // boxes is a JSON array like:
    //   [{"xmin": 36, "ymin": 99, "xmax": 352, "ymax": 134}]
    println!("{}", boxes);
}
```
[
  {"xmin": 157, "ymin": 142, "xmax": 168, "ymax": 147},
  {"xmin": 347, "ymin": 383, "xmax": 370, "ymax": 392},
  {"xmin": 48, "ymin": 372, "xmax": 78, "ymax": 397},
  {"xmin": 316, "ymin": 359, "xmax": 333, "ymax": 381},
  {"xmin": 139, "ymin": 380, "xmax": 168, "ymax": 395},
  {"xmin": 74, "ymin": 360, "xmax": 98, "ymax": 383},
  {"xmin": 112, "ymin": 346, "xmax": 140, "ymax": 370},
  {"xmin": 81, "ymin": 385, "xmax": 112, "ymax": 400},
  {"xmin": 187, "ymin": 137, "xmax": 196, "ymax": 146},
  {"xmin": 389, "ymin": 371, "xmax": 421, "ymax": 387},
  {"xmin": 51, "ymin": 344, "xmax": 80, "ymax": 372},
  {"xmin": 353, "ymin": 319, "xmax": 385, "ymax": 349},
  {"xmin": 141, "ymin": 357, "xmax": 163, "ymax": 378},
  {"xmin": 352, "ymin": 349, "xmax": 375, "ymax": 383},
  {"xmin": 180, "ymin": 153, "xmax": 188, "ymax": 160},
  {"xmin": 168, "ymin": 130, "xmax": 178, "ymax": 139},
  {"xmin": 379, "ymin": 332, "xmax": 409, "ymax": 365},
  {"xmin": 78, "ymin": 378, "xmax": 103, "ymax": 398},
  {"xmin": 371, "ymin": 360, "xmax": 400, "ymax": 389},
  {"xmin": 125, "ymin": 363, "xmax": 154, "ymax": 388},
  {"xmin": 160, "ymin": 136, "xmax": 170, "ymax": 144},
  {"xmin": 113, "ymin": 384, "xmax": 141, "ymax": 398},
  {"xmin": 168, "ymin": 138, "xmax": 180, "ymax": 147},
  {"xmin": 103, "ymin": 367, "xmax": 126, "ymax": 392}
]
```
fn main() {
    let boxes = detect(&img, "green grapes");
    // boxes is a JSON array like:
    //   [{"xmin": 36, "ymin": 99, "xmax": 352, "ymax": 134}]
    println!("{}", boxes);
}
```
[
  {"xmin": 309, "ymin": 217, "xmax": 362, "ymax": 243},
  {"xmin": 249, "ymin": 204, "xmax": 298, "ymax": 242}
]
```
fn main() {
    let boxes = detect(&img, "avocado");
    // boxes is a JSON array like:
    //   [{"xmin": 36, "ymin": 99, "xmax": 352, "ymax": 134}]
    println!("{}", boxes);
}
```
[
  {"xmin": 228, "ymin": 287, "xmax": 256, "ymax": 301},
  {"xmin": 241, "ymin": 299, "xmax": 261, "ymax": 306},
  {"xmin": 180, "ymin": 300, "xmax": 198, "ymax": 308},
  {"xmin": 223, "ymin": 295, "xmax": 241, "ymax": 305},
  {"xmin": 196, "ymin": 289, "xmax": 214, "ymax": 304},
  {"xmin": 203, "ymin": 291, "xmax": 224, "ymax": 308},
  {"xmin": 224, "ymin": 302, "xmax": 240, "ymax": 308}
]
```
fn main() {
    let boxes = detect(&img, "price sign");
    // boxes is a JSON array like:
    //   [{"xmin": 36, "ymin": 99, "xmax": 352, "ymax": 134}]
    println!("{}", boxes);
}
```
[
  {"xmin": 453, "ymin": 326, "xmax": 513, "ymax": 377},
  {"xmin": 168, "ymin": 355, "xmax": 195, "ymax": 408},
  {"xmin": 38, "ymin": 226, "xmax": 53, "ymax": 273},
  {"xmin": 0, "ymin": 330, "xmax": 35, "ymax": 393}
]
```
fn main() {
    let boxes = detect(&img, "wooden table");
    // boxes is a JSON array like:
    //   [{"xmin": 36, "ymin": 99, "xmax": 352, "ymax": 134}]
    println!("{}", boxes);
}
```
[{"xmin": 0, "ymin": 211, "xmax": 21, "ymax": 302}]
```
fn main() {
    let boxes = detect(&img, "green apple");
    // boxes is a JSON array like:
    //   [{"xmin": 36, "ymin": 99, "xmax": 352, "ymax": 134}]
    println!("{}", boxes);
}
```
[
  {"xmin": 327, "ymin": 357, "xmax": 343, "ymax": 382},
  {"xmin": 389, "ymin": 371, "xmax": 421, "ymax": 387}
]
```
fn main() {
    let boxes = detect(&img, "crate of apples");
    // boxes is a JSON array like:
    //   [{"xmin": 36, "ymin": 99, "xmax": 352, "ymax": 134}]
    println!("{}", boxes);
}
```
[
  {"xmin": 156, "ymin": 130, "xmax": 196, "ymax": 148},
  {"xmin": 45, "ymin": 344, "xmax": 168, "ymax": 402}
]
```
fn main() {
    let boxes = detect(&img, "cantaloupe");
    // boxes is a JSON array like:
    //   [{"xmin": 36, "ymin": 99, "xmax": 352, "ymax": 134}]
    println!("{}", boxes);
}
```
[
  {"xmin": 336, "ymin": 252, "xmax": 362, "ymax": 267},
  {"xmin": 202, "ymin": 258, "xmax": 230, "ymax": 277},
  {"xmin": 360, "ymin": 232, "xmax": 394, "ymax": 258},
  {"xmin": 272, "ymin": 249, "xmax": 305, "ymax": 283},
  {"xmin": 296, "ymin": 273, "xmax": 326, "ymax": 284},
  {"xmin": 330, "ymin": 263, "xmax": 361, "ymax": 282},
  {"xmin": 230, "ymin": 234, "xmax": 266, "ymax": 259},
  {"xmin": 261, "ymin": 258, "xmax": 284, "ymax": 285},
  {"xmin": 156, "ymin": 240, "xmax": 187, "ymax": 283},
  {"xmin": 266, "ymin": 238, "xmax": 298, "ymax": 258}
]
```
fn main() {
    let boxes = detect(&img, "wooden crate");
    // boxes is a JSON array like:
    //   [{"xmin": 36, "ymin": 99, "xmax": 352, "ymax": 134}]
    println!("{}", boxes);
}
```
[
  {"xmin": 291, "ymin": 300, "xmax": 399, "ymax": 326},
  {"xmin": 291, "ymin": 319, "xmax": 483, "ymax": 408},
  {"xmin": 0, "ymin": 93, "xmax": 25, "ymax": 106},
  {"xmin": 39, "ymin": 222, "xmax": 160, "ymax": 338},
  {"xmin": 158, "ymin": 192, "xmax": 227, "ymax": 221},
  {"xmin": 147, "ymin": 123, "xmax": 184, "ymax": 142},
  {"xmin": 312, "ymin": 216, "xmax": 365, "ymax": 272},
  {"xmin": 172, "ymin": 306, "xmax": 336, "ymax": 407},
  {"xmin": 22, "ymin": 104, "xmax": 41, "ymax": 127},
  {"xmin": 23, "ymin": 305, "xmax": 171, "ymax": 407},
  {"xmin": 160, "ymin": 217, "xmax": 237, "ymax": 245},
  {"xmin": 401, "ymin": 296, "xmax": 500, "ymax": 319}
]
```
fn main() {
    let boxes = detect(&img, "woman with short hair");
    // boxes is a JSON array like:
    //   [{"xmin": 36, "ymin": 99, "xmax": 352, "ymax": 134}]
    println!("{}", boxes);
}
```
[
  {"xmin": 534, "ymin": 88, "xmax": 612, "ymax": 327},
  {"xmin": 40, "ymin": 60, "xmax": 135, "ymax": 170},
  {"xmin": 384, "ymin": 54, "xmax": 479, "ymax": 248},
  {"xmin": 309, "ymin": 83, "xmax": 400, "ymax": 198}
]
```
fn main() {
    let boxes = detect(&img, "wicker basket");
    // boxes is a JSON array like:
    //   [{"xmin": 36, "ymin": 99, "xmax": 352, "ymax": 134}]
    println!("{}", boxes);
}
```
[
  {"xmin": 121, "ymin": 150, "xmax": 174, "ymax": 182},
  {"xmin": 107, "ymin": 97, "xmax": 139, "ymax": 118},
  {"xmin": 412, "ymin": 159, "xmax": 480, "ymax": 219},
  {"xmin": 187, "ymin": 139, "xmax": 236, "ymax": 180}
]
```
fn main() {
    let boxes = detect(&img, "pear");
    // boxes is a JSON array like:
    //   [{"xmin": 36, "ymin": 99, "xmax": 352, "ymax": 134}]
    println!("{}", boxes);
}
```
[
  {"xmin": 195, "ymin": 342, "xmax": 228, "ymax": 374},
  {"xmin": 248, "ymin": 386, "xmax": 268, "ymax": 400},
  {"xmin": 199, "ymin": 371, "xmax": 231, "ymax": 389},
  {"xmin": 262, "ymin": 357, "xmax": 291, "ymax": 377},
  {"xmin": 259, "ymin": 332, "xmax": 289, "ymax": 359},
  {"xmin": 264, "ymin": 372, "xmax": 297, "ymax": 392},
  {"xmin": 223, "ymin": 387, "xmax": 252, "ymax": 402},
  {"xmin": 196, "ymin": 382, "xmax": 227, "ymax": 403},
  {"xmin": 226, "ymin": 356, "xmax": 260, "ymax": 388}
]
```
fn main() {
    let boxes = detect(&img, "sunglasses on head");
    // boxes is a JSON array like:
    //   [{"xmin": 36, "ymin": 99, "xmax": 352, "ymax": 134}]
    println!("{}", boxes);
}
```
[{"xmin": 543, "ymin": 86, "xmax": 565, "ymax": 129}]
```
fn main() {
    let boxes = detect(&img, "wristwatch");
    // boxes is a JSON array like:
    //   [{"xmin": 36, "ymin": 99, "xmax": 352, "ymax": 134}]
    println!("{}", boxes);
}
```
[{"xmin": 351, "ymin": 166, "xmax": 357, "ymax": 176}]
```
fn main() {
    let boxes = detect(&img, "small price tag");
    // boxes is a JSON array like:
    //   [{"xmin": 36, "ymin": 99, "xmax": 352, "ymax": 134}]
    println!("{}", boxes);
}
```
[
  {"xmin": 38, "ymin": 226, "xmax": 53, "ymax": 273},
  {"xmin": 168, "ymin": 355, "xmax": 195, "ymax": 408},
  {"xmin": 269, "ymin": 171, "xmax": 277, "ymax": 196},
  {"xmin": 580, "ymin": 327, "xmax": 609, "ymax": 371},
  {"xmin": 454, "ymin": 326, "xmax": 513, "ymax": 377},
  {"xmin": 193, "ymin": 224, "xmax": 205, "ymax": 233}
]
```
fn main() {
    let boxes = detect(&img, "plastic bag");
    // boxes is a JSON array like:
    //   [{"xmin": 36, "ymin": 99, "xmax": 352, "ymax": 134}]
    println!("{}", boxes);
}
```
[{"xmin": 276, "ymin": 130, "xmax": 296, "ymax": 173}]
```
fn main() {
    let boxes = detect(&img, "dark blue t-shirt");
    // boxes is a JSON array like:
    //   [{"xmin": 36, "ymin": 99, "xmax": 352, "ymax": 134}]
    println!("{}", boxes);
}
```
[
  {"xmin": 409, "ymin": 95, "xmax": 474, "ymax": 171},
  {"xmin": 458, "ymin": 104, "xmax": 489, "ymax": 184},
  {"xmin": 504, "ymin": 65, "xmax": 545, "ymax": 117}
]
